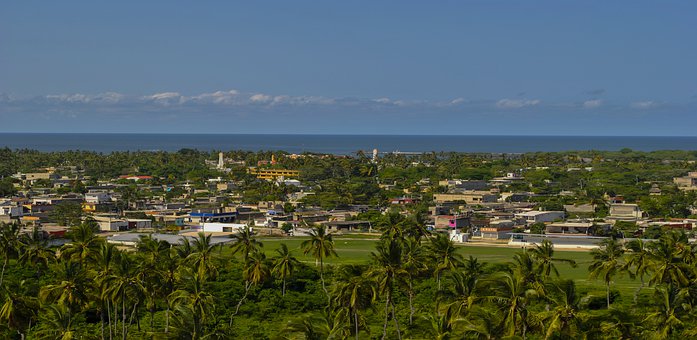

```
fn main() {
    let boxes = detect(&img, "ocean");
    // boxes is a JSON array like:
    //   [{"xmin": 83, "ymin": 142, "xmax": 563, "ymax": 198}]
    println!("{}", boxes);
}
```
[{"xmin": 0, "ymin": 133, "xmax": 696, "ymax": 154}]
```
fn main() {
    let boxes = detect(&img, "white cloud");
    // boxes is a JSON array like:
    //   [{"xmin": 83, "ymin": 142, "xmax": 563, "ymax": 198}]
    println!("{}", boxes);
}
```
[
  {"xmin": 373, "ymin": 97, "xmax": 392, "ymax": 104},
  {"xmin": 188, "ymin": 90, "xmax": 239, "ymax": 104},
  {"xmin": 583, "ymin": 99, "xmax": 602, "ymax": 109},
  {"xmin": 496, "ymin": 98, "xmax": 540, "ymax": 109},
  {"xmin": 631, "ymin": 101, "xmax": 657, "ymax": 109},
  {"xmin": 43, "ymin": 92, "xmax": 125, "ymax": 104},
  {"xmin": 450, "ymin": 98, "xmax": 466, "ymax": 105},
  {"xmin": 250, "ymin": 93, "xmax": 272, "ymax": 103},
  {"xmin": 143, "ymin": 92, "xmax": 183, "ymax": 105}
]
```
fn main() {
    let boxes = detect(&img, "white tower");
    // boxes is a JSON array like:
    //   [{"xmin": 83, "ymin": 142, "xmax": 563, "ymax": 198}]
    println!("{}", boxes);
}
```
[
  {"xmin": 217, "ymin": 152, "xmax": 224, "ymax": 169},
  {"xmin": 372, "ymin": 148, "xmax": 379, "ymax": 162}
]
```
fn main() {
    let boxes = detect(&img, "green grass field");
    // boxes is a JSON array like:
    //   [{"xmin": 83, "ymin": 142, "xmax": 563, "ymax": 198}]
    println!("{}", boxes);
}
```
[{"xmin": 254, "ymin": 236, "xmax": 644, "ymax": 298}]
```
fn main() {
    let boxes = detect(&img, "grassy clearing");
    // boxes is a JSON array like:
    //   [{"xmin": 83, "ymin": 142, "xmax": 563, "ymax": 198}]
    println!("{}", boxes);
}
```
[{"xmin": 253, "ymin": 237, "xmax": 644, "ymax": 297}]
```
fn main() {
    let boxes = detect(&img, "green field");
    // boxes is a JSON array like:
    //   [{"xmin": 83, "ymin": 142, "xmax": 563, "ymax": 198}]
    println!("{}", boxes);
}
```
[{"xmin": 255, "ymin": 237, "xmax": 644, "ymax": 297}]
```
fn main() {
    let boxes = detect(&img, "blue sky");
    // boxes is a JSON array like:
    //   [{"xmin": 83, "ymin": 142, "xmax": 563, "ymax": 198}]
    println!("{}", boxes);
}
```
[{"xmin": 1, "ymin": 1, "xmax": 696, "ymax": 135}]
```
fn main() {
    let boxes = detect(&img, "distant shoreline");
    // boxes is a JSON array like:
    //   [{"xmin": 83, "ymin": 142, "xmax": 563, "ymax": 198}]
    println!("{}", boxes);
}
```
[{"xmin": 1, "ymin": 133, "xmax": 696, "ymax": 154}]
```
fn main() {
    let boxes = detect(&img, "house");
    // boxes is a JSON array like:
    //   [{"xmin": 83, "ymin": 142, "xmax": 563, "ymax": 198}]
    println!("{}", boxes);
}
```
[
  {"xmin": 433, "ymin": 191, "xmax": 499, "ymax": 205},
  {"xmin": 674, "ymin": 172, "xmax": 697, "ymax": 190},
  {"xmin": 126, "ymin": 218, "xmax": 153, "ymax": 230},
  {"xmin": 85, "ymin": 192, "xmax": 112, "ymax": 204},
  {"xmin": 93, "ymin": 216, "xmax": 129, "ymax": 232},
  {"xmin": 609, "ymin": 204, "xmax": 643, "ymax": 219},
  {"xmin": 515, "ymin": 211, "xmax": 565, "ymax": 225},
  {"xmin": 390, "ymin": 197, "xmax": 420, "ymax": 205},
  {"xmin": 479, "ymin": 219, "xmax": 514, "ymax": 239},
  {"xmin": 545, "ymin": 221, "xmax": 611, "ymax": 235},
  {"xmin": 201, "ymin": 222, "xmax": 247, "ymax": 233},
  {"xmin": 433, "ymin": 214, "xmax": 470, "ymax": 229},
  {"xmin": 323, "ymin": 220, "xmax": 371, "ymax": 232}
]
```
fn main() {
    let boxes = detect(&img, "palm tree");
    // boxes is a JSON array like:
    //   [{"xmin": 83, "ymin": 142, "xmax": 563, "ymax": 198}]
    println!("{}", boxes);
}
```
[
  {"xmin": 489, "ymin": 271, "xmax": 539, "ymax": 338},
  {"xmin": 529, "ymin": 239, "xmax": 577, "ymax": 278},
  {"xmin": 301, "ymin": 224, "xmax": 338, "ymax": 302},
  {"xmin": 331, "ymin": 265, "xmax": 376, "ymax": 340},
  {"xmin": 185, "ymin": 232, "xmax": 221, "ymax": 281},
  {"xmin": 282, "ymin": 312, "xmax": 349, "ymax": 340},
  {"xmin": 272, "ymin": 243, "xmax": 300, "ymax": 297},
  {"xmin": 622, "ymin": 238, "xmax": 651, "ymax": 303},
  {"xmin": 588, "ymin": 238, "xmax": 625, "ymax": 309},
  {"xmin": 462, "ymin": 306, "xmax": 506, "ymax": 340},
  {"xmin": 643, "ymin": 285, "xmax": 689, "ymax": 339},
  {"xmin": 423, "ymin": 306, "xmax": 458, "ymax": 340},
  {"xmin": 230, "ymin": 250, "xmax": 270, "ymax": 326},
  {"xmin": 0, "ymin": 282, "xmax": 39, "ymax": 339},
  {"xmin": 60, "ymin": 221, "xmax": 103, "ymax": 266},
  {"xmin": 94, "ymin": 242, "xmax": 120, "ymax": 340},
  {"xmin": 369, "ymin": 239, "xmax": 405, "ymax": 340},
  {"xmin": 102, "ymin": 254, "xmax": 146, "ymax": 340},
  {"xmin": 229, "ymin": 225, "xmax": 263, "ymax": 261},
  {"xmin": 33, "ymin": 304, "xmax": 76, "ymax": 340},
  {"xmin": 39, "ymin": 260, "xmax": 90, "ymax": 337},
  {"xmin": 0, "ymin": 222, "xmax": 21, "ymax": 287},
  {"xmin": 428, "ymin": 233, "xmax": 463, "ymax": 290},
  {"xmin": 17, "ymin": 226, "xmax": 56, "ymax": 278},
  {"xmin": 169, "ymin": 267, "xmax": 215, "ymax": 339},
  {"xmin": 377, "ymin": 211, "xmax": 406, "ymax": 240},
  {"xmin": 647, "ymin": 232, "xmax": 691, "ymax": 288},
  {"xmin": 539, "ymin": 280, "xmax": 585, "ymax": 339},
  {"xmin": 401, "ymin": 237, "xmax": 428, "ymax": 325}
]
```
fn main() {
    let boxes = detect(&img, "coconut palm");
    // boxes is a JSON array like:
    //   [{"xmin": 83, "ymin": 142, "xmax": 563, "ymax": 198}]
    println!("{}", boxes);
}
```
[
  {"xmin": 331, "ymin": 265, "xmax": 376, "ymax": 340},
  {"xmin": 60, "ymin": 221, "xmax": 103, "ymax": 266},
  {"xmin": 93, "ymin": 242, "xmax": 120, "ymax": 340},
  {"xmin": 423, "ymin": 306, "xmax": 458, "ymax": 340},
  {"xmin": 230, "ymin": 250, "xmax": 271, "ymax": 326},
  {"xmin": 272, "ymin": 243, "xmax": 300, "ymax": 297},
  {"xmin": 489, "ymin": 271, "xmax": 540, "ymax": 338},
  {"xmin": 428, "ymin": 233, "xmax": 463, "ymax": 290},
  {"xmin": 461, "ymin": 306, "xmax": 506, "ymax": 340},
  {"xmin": 622, "ymin": 238, "xmax": 651, "ymax": 303},
  {"xmin": 39, "ymin": 261, "xmax": 90, "ymax": 323},
  {"xmin": 588, "ymin": 238, "xmax": 625, "ymax": 309},
  {"xmin": 17, "ymin": 225, "xmax": 56, "ymax": 278},
  {"xmin": 643, "ymin": 285, "xmax": 689, "ymax": 339},
  {"xmin": 185, "ymin": 232, "xmax": 221, "ymax": 281},
  {"xmin": 401, "ymin": 237, "xmax": 428, "ymax": 325},
  {"xmin": 102, "ymin": 255, "xmax": 146, "ymax": 340},
  {"xmin": 169, "ymin": 267, "xmax": 215, "ymax": 338},
  {"xmin": 282, "ymin": 312, "xmax": 349, "ymax": 340},
  {"xmin": 229, "ymin": 225, "xmax": 263, "ymax": 261},
  {"xmin": 529, "ymin": 239, "xmax": 577, "ymax": 278},
  {"xmin": 0, "ymin": 282, "xmax": 38, "ymax": 339},
  {"xmin": 369, "ymin": 239, "xmax": 406, "ymax": 340},
  {"xmin": 0, "ymin": 222, "xmax": 21, "ymax": 287},
  {"xmin": 647, "ymin": 232, "xmax": 691, "ymax": 288},
  {"xmin": 33, "ymin": 304, "xmax": 76, "ymax": 340},
  {"xmin": 301, "ymin": 224, "xmax": 338, "ymax": 301},
  {"xmin": 538, "ymin": 280, "xmax": 585, "ymax": 339},
  {"xmin": 377, "ymin": 211, "xmax": 407, "ymax": 240}
]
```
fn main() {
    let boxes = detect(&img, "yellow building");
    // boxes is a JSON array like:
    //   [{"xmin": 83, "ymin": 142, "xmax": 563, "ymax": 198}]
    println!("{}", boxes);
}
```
[
  {"xmin": 82, "ymin": 202, "xmax": 97, "ymax": 212},
  {"xmin": 248, "ymin": 168, "xmax": 300, "ymax": 180}
]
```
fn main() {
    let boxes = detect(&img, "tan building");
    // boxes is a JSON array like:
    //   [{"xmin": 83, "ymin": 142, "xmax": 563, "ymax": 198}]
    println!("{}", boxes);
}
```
[
  {"xmin": 248, "ymin": 168, "xmax": 300, "ymax": 180},
  {"xmin": 433, "ymin": 191, "xmax": 499, "ymax": 204},
  {"xmin": 674, "ymin": 172, "xmax": 697, "ymax": 190}
]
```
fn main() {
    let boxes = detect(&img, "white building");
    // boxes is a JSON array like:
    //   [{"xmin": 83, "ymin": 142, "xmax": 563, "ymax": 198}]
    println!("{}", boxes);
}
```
[
  {"xmin": 93, "ymin": 216, "xmax": 129, "ymax": 232},
  {"xmin": 515, "ymin": 211, "xmax": 565, "ymax": 225},
  {"xmin": 85, "ymin": 192, "xmax": 112, "ymax": 204},
  {"xmin": 201, "ymin": 222, "xmax": 248, "ymax": 233}
]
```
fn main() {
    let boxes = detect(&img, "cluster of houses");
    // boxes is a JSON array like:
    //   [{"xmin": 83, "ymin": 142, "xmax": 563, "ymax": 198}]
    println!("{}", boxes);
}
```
[{"xmin": 3, "ymin": 160, "xmax": 697, "ymax": 250}]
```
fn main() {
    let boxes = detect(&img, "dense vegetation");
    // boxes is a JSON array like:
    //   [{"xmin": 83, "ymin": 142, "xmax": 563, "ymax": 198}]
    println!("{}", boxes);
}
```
[{"xmin": 1, "ymin": 219, "xmax": 697, "ymax": 339}]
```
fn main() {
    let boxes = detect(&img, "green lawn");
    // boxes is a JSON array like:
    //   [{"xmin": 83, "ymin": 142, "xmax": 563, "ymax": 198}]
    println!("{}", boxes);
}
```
[{"xmin": 254, "ymin": 237, "xmax": 644, "ymax": 297}]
